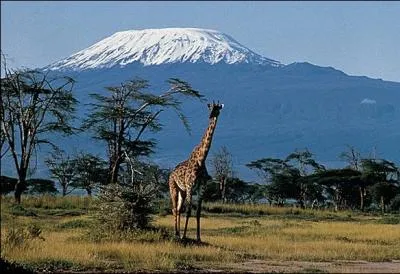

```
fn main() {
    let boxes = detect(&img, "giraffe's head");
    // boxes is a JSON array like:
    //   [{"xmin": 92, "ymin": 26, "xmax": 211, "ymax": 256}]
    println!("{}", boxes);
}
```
[{"xmin": 207, "ymin": 101, "xmax": 224, "ymax": 118}]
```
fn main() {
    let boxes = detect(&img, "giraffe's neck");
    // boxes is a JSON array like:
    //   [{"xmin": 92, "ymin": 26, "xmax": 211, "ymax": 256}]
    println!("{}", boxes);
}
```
[{"xmin": 189, "ymin": 116, "xmax": 218, "ymax": 166}]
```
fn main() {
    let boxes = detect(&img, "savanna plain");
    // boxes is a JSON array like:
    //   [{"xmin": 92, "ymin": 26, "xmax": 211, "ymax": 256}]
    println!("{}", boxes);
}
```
[{"xmin": 1, "ymin": 196, "xmax": 400, "ymax": 273}]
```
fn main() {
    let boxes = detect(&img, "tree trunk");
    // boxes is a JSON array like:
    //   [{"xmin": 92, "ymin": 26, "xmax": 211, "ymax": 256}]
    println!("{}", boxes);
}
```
[
  {"xmin": 14, "ymin": 179, "xmax": 26, "ymax": 204},
  {"xmin": 299, "ymin": 183, "xmax": 306, "ymax": 209},
  {"xmin": 380, "ymin": 195, "xmax": 385, "ymax": 214},
  {"xmin": 359, "ymin": 186, "xmax": 365, "ymax": 212},
  {"xmin": 62, "ymin": 185, "xmax": 67, "ymax": 196},
  {"xmin": 109, "ymin": 157, "xmax": 121, "ymax": 184},
  {"xmin": 219, "ymin": 176, "xmax": 226, "ymax": 204},
  {"xmin": 14, "ymin": 167, "xmax": 28, "ymax": 204},
  {"xmin": 334, "ymin": 189, "xmax": 339, "ymax": 212},
  {"xmin": 86, "ymin": 188, "xmax": 92, "ymax": 197}
]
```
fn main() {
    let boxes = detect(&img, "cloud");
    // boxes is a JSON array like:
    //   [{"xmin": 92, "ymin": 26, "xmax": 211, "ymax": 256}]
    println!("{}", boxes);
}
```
[{"xmin": 360, "ymin": 98, "xmax": 376, "ymax": 104}]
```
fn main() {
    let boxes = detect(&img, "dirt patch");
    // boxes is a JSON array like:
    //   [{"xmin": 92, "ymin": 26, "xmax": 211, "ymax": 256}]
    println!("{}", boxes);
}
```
[{"xmin": 203, "ymin": 259, "xmax": 400, "ymax": 273}]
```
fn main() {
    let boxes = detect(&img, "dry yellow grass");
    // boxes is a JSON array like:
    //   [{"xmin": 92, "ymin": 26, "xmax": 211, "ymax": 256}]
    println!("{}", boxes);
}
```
[
  {"xmin": 1, "ymin": 199, "xmax": 400, "ymax": 272},
  {"xmin": 156, "ymin": 216, "xmax": 400, "ymax": 262}
]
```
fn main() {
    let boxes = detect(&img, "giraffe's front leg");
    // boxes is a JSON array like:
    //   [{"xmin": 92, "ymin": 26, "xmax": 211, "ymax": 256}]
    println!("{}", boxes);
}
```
[
  {"xmin": 169, "ymin": 178, "xmax": 180, "ymax": 238},
  {"xmin": 183, "ymin": 188, "xmax": 192, "ymax": 239},
  {"xmin": 196, "ymin": 182, "xmax": 206, "ymax": 242}
]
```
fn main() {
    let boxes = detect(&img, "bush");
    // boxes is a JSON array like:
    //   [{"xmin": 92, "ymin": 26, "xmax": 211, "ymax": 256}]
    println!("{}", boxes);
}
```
[
  {"xmin": 389, "ymin": 194, "xmax": 400, "ymax": 213},
  {"xmin": 96, "ymin": 179, "xmax": 157, "ymax": 231},
  {"xmin": 378, "ymin": 216, "xmax": 400, "ymax": 224},
  {"xmin": 9, "ymin": 204, "xmax": 37, "ymax": 217},
  {"xmin": 85, "ymin": 223, "xmax": 171, "ymax": 243}
]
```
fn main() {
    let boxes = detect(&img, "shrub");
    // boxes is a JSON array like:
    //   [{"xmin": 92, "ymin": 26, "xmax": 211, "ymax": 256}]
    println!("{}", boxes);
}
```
[
  {"xmin": 378, "ymin": 216, "xmax": 400, "ymax": 224},
  {"xmin": 389, "ymin": 194, "xmax": 400, "ymax": 213},
  {"xmin": 96, "ymin": 179, "xmax": 157, "ymax": 231},
  {"xmin": 9, "ymin": 204, "xmax": 37, "ymax": 217}
]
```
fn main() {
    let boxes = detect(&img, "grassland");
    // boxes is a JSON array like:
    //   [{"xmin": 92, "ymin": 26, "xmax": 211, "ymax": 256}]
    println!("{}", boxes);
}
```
[{"xmin": 1, "ymin": 196, "xmax": 400, "ymax": 273}]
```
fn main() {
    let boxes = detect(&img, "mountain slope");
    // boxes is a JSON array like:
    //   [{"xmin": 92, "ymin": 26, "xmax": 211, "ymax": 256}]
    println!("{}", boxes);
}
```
[
  {"xmin": 46, "ymin": 28, "xmax": 281, "ymax": 71},
  {"xmin": 3, "ymin": 28, "xmax": 399, "ymax": 181}
]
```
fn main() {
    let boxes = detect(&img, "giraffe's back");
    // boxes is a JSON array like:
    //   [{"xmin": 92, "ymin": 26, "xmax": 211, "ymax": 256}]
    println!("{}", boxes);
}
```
[{"xmin": 170, "ymin": 160, "xmax": 208, "ymax": 192}]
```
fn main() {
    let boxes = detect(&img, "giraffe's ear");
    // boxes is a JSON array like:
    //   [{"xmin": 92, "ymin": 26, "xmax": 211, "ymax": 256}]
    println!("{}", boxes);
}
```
[
  {"xmin": 207, "ymin": 103, "xmax": 211, "ymax": 109},
  {"xmin": 220, "ymin": 104, "xmax": 224, "ymax": 108}
]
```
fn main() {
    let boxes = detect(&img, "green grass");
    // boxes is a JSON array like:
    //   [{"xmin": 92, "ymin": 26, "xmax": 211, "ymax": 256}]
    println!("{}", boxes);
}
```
[{"xmin": 1, "ymin": 196, "xmax": 400, "ymax": 272}]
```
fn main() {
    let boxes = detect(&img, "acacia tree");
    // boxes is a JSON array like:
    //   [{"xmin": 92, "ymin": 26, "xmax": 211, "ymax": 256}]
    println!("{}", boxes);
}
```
[
  {"xmin": 285, "ymin": 149, "xmax": 325, "ymax": 208},
  {"xmin": 210, "ymin": 146, "xmax": 233, "ymax": 203},
  {"xmin": 306, "ymin": 168, "xmax": 362, "ymax": 211},
  {"xmin": 1, "ymin": 58, "xmax": 77, "ymax": 203},
  {"xmin": 247, "ymin": 157, "xmax": 300, "ymax": 205},
  {"xmin": 73, "ymin": 152, "xmax": 108, "ymax": 196},
  {"xmin": 45, "ymin": 148, "xmax": 79, "ymax": 196},
  {"xmin": 247, "ymin": 149, "xmax": 324, "ymax": 208},
  {"xmin": 83, "ymin": 78, "xmax": 203, "ymax": 185},
  {"xmin": 361, "ymin": 158, "xmax": 399, "ymax": 213}
]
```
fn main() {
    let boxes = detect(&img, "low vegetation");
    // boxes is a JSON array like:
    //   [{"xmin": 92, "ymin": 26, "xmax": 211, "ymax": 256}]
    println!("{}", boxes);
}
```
[{"xmin": 1, "ymin": 196, "xmax": 399, "ymax": 273}]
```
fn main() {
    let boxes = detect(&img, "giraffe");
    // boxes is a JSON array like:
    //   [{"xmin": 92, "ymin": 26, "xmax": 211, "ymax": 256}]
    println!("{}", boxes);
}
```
[{"xmin": 169, "ymin": 101, "xmax": 224, "ymax": 242}]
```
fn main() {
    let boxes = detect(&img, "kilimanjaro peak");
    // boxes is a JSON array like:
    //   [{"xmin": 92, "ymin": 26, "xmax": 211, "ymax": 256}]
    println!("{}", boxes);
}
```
[{"xmin": 47, "ymin": 28, "xmax": 281, "ymax": 71}]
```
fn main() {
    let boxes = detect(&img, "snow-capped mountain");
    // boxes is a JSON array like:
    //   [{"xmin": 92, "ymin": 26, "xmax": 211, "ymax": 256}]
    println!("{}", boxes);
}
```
[
  {"xmin": 4, "ymin": 27, "xmax": 398, "ymax": 182},
  {"xmin": 47, "ymin": 28, "xmax": 281, "ymax": 71}
]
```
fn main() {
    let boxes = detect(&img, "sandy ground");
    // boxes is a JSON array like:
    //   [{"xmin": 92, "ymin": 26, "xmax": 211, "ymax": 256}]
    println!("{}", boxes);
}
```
[{"xmin": 199, "ymin": 259, "xmax": 400, "ymax": 273}]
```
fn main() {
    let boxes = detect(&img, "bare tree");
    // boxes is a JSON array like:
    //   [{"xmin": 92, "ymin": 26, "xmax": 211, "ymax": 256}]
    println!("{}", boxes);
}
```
[
  {"xmin": 211, "ymin": 146, "xmax": 233, "ymax": 203},
  {"xmin": 1, "ymin": 56, "xmax": 77, "ymax": 203},
  {"xmin": 340, "ymin": 145, "xmax": 368, "ymax": 211}
]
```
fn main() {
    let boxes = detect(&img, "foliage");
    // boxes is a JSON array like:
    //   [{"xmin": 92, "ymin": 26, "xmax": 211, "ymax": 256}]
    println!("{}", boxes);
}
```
[
  {"xmin": 95, "ymin": 160, "xmax": 163, "ymax": 231},
  {"xmin": 26, "ymin": 178, "xmax": 58, "ymax": 195},
  {"xmin": 203, "ymin": 177, "xmax": 264, "ymax": 204},
  {"xmin": 82, "ymin": 77, "xmax": 203, "ymax": 184},
  {"xmin": 1, "ymin": 175, "xmax": 19, "ymax": 195},
  {"xmin": 45, "ymin": 148, "xmax": 79, "ymax": 196},
  {"xmin": 46, "ymin": 149, "xmax": 108, "ymax": 196},
  {"xmin": 248, "ymin": 148, "xmax": 400, "ymax": 212},
  {"xmin": 389, "ymin": 194, "xmax": 400, "ymax": 213},
  {"xmin": 247, "ymin": 149, "xmax": 325, "ymax": 208},
  {"xmin": 1, "ymin": 176, "xmax": 57, "ymax": 196},
  {"xmin": 72, "ymin": 152, "xmax": 108, "ymax": 196}
]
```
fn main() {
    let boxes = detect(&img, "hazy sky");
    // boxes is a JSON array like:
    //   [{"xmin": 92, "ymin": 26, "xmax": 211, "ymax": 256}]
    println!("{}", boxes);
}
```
[{"xmin": 2, "ymin": 1, "xmax": 400, "ymax": 82}]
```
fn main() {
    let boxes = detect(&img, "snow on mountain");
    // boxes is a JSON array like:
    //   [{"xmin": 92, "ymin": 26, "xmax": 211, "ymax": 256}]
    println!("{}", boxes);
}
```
[{"xmin": 46, "ymin": 28, "xmax": 281, "ymax": 71}]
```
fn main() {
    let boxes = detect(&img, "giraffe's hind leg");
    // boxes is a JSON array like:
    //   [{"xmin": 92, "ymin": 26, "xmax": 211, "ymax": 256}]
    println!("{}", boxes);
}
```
[{"xmin": 177, "ymin": 190, "xmax": 186, "ymax": 238}]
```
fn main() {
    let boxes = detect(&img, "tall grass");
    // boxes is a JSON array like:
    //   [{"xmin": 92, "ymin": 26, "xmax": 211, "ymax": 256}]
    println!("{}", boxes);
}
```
[
  {"xmin": 1, "ymin": 195, "xmax": 93, "ymax": 210},
  {"xmin": 202, "ymin": 202, "xmax": 355, "ymax": 219},
  {"xmin": 1, "ymin": 196, "xmax": 399, "ymax": 272}
]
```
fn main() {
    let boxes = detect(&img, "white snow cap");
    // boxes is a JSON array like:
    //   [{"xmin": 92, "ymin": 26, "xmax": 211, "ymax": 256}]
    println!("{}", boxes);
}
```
[{"xmin": 47, "ymin": 28, "xmax": 281, "ymax": 71}]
